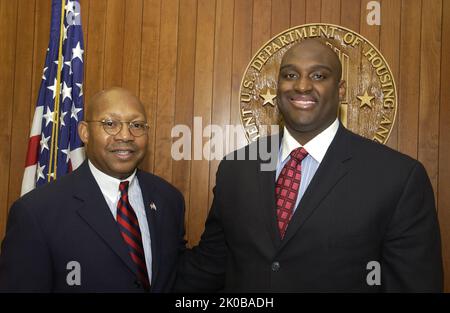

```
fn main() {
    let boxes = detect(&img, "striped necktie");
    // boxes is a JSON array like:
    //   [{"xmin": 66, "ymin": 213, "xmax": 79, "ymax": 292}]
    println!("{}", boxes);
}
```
[{"xmin": 116, "ymin": 181, "xmax": 150, "ymax": 290}]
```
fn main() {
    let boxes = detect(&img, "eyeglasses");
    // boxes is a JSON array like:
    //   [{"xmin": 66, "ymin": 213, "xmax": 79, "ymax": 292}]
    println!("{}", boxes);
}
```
[{"xmin": 85, "ymin": 119, "xmax": 149, "ymax": 137}]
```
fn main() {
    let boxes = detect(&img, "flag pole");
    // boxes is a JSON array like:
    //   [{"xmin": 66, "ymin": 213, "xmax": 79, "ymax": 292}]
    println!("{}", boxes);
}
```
[{"xmin": 47, "ymin": 0, "xmax": 66, "ymax": 182}]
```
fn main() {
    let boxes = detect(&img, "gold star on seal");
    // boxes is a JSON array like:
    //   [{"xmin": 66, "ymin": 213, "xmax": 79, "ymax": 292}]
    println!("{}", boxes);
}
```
[
  {"xmin": 260, "ymin": 89, "xmax": 276, "ymax": 107},
  {"xmin": 357, "ymin": 90, "xmax": 375, "ymax": 109}
]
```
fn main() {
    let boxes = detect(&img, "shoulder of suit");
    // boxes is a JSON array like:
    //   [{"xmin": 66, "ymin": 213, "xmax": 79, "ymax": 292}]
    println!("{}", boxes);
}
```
[
  {"xmin": 221, "ymin": 135, "xmax": 279, "ymax": 162},
  {"xmin": 344, "ymin": 128, "xmax": 419, "ymax": 167},
  {"xmin": 137, "ymin": 170, "xmax": 184, "ymax": 200},
  {"xmin": 19, "ymin": 169, "xmax": 79, "ymax": 204},
  {"xmin": 10, "ymin": 169, "xmax": 82, "ymax": 220}
]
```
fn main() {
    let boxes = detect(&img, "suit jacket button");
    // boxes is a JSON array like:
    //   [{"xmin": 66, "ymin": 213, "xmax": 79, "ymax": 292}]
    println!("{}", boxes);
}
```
[
  {"xmin": 134, "ymin": 280, "xmax": 142, "ymax": 288},
  {"xmin": 271, "ymin": 261, "xmax": 280, "ymax": 272}
]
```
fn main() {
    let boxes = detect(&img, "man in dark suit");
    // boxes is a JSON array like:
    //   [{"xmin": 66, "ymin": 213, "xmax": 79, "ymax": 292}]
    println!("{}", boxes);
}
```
[
  {"xmin": 176, "ymin": 39, "xmax": 443, "ymax": 292},
  {"xmin": 0, "ymin": 87, "xmax": 186, "ymax": 292}
]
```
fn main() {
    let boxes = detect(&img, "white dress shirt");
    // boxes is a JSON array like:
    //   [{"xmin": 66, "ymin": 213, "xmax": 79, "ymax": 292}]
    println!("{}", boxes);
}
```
[
  {"xmin": 276, "ymin": 118, "xmax": 339, "ymax": 212},
  {"xmin": 88, "ymin": 161, "xmax": 152, "ymax": 282}
]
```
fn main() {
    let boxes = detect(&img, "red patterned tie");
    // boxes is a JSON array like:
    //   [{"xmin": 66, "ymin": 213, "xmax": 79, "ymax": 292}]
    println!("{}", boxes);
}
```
[
  {"xmin": 116, "ymin": 181, "xmax": 150, "ymax": 290},
  {"xmin": 276, "ymin": 147, "xmax": 308, "ymax": 239}
]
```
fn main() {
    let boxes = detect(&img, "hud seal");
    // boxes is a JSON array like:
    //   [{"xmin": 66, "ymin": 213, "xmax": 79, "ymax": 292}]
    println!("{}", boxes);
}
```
[{"xmin": 239, "ymin": 23, "xmax": 397, "ymax": 144}]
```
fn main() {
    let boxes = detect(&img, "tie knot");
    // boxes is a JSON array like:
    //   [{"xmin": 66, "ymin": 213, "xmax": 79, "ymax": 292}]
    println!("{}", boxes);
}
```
[
  {"xmin": 119, "ymin": 181, "xmax": 130, "ymax": 193},
  {"xmin": 290, "ymin": 147, "xmax": 308, "ymax": 162}
]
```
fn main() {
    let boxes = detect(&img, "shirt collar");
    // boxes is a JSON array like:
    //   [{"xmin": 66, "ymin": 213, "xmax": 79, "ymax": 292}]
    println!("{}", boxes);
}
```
[
  {"xmin": 280, "ymin": 118, "xmax": 339, "ymax": 163},
  {"xmin": 88, "ymin": 160, "xmax": 137, "ymax": 203}
]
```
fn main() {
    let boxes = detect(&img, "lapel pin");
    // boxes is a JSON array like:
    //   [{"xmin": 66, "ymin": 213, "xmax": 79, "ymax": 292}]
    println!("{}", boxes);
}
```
[{"xmin": 149, "ymin": 202, "xmax": 157, "ymax": 211}]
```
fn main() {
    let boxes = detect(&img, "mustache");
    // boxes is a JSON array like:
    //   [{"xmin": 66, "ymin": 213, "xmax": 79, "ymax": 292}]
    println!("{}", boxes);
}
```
[{"xmin": 107, "ymin": 143, "xmax": 138, "ymax": 151}]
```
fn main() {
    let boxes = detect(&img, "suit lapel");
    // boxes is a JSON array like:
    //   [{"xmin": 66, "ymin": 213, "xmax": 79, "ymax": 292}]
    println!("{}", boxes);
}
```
[
  {"xmin": 259, "ymin": 165, "xmax": 281, "ymax": 247},
  {"xmin": 279, "ymin": 125, "xmax": 353, "ymax": 249},
  {"xmin": 258, "ymin": 134, "xmax": 283, "ymax": 248},
  {"xmin": 137, "ymin": 171, "xmax": 163, "ymax": 288},
  {"xmin": 73, "ymin": 162, "xmax": 138, "ymax": 277}
]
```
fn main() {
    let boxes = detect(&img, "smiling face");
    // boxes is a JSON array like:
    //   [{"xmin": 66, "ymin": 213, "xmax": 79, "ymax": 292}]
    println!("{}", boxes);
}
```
[
  {"xmin": 277, "ymin": 39, "xmax": 346, "ymax": 144},
  {"xmin": 78, "ymin": 87, "xmax": 148, "ymax": 179}
]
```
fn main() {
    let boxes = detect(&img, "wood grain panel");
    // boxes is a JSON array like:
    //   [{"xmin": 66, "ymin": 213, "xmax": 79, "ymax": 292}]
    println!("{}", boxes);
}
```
[
  {"xmin": 172, "ymin": 0, "xmax": 197, "ymax": 213},
  {"xmin": 103, "ymin": 0, "xmax": 125, "ymax": 87},
  {"xmin": 340, "ymin": 0, "xmax": 360, "ymax": 31},
  {"xmin": 359, "ymin": 0, "xmax": 379, "ymax": 48},
  {"xmin": 153, "ymin": 0, "xmax": 179, "ymax": 181},
  {"xmin": 418, "ymin": 0, "xmax": 442, "ymax": 198},
  {"xmin": 380, "ymin": 0, "xmax": 400, "ymax": 150},
  {"xmin": 230, "ymin": 0, "xmax": 252, "ymax": 154},
  {"xmin": 306, "ymin": 0, "xmax": 321, "ymax": 23},
  {"xmin": 84, "ymin": 0, "xmax": 107, "ymax": 103},
  {"xmin": 398, "ymin": 0, "xmax": 421, "ymax": 159},
  {"xmin": 80, "ymin": 0, "xmax": 89, "ymax": 40},
  {"xmin": 122, "ymin": 0, "xmax": 143, "ymax": 96},
  {"xmin": 271, "ymin": 0, "xmax": 290, "ymax": 35},
  {"xmin": 290, "ymin": 0, "xmax": 306, "ymax": 26},
  {"xmin": 252, "ymin": 0, "xmax": 271, "ymax": 54},
  {"xmin": 208, "ymin": 0, "xmax": 234, "ymax": 211},
  {"xmin": 0, "ymin": 0, "xmax": 18, "ymax": 238},
  {"xmin": 321, "ymin": 0, "xmax": 340, "ymax": 24},
  {"xmin": 30, "ymin": 0, "xmax": 51, "ymax": 128},
  {"xmin": 139, "ymin": 0, "xmax": 161, "ymax": 174},
  {"xmin": 438, "ymin": 0, "xmax": 450, "ymax": 292},
  {"xmin": 7, "ymin": 0, "xmax": 36, "ymax": 210},
  {"xmin": 187, "ymin": 0, "xmax": 216, "ymax": 246}
]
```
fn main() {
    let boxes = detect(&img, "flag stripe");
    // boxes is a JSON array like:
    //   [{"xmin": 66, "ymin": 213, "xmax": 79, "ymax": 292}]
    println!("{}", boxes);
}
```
[
  {"xmin": 21, "ymin": 165, "xmax": 37, "ymax": 195},
  {"xmin": 25, "ymin": 135, "xmax": 41, "ymax": 167},
  {"xmin": 30, "ymin": 106, "xmax": 44, "ymax": 137}
]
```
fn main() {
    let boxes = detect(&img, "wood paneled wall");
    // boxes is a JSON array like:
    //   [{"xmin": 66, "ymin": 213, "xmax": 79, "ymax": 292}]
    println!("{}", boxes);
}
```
[{"xmin": 1, "ymin": 0, "xmax": 449, "ymax": 291}]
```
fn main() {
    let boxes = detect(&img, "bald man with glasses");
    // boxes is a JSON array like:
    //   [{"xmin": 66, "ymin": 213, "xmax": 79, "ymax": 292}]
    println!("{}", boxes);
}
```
[{"xmin": 0, "ymin": 87, "xmax": 186, "ymax": 292}]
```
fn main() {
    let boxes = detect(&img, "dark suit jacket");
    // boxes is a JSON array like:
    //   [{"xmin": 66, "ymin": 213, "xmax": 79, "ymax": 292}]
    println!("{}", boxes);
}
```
[
  {"xmin": 176, "ymin": 124, "xmax": 443, "ymax": 292},
  {"xmin": 0, "ymin": 161, "xmax": 186, "ymax": 292}
]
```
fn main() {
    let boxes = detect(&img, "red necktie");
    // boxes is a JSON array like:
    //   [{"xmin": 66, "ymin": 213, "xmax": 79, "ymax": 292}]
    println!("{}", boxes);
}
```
[
  {"xmin": 116, "ymin": 181, "xmax": 150, "ymax": 290},
  {"xmin": 275, "ymin": 147, "xmax": 308, "ymax": 239}
]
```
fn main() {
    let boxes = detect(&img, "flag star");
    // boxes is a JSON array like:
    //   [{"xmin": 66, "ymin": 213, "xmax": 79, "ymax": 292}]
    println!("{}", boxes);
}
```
[
  {"xmin": 65, "ymin": 60, "xmax": 73, "ymax": 75},
  {"xmin": 65, "ymin": 0, "xmax": 76, "ymax": 16},
  {"xmin": 60, "ymin": 110, "xmax": 68, "ymax": 127},
  {"xmin": 71, "ymin": 103, "xmax": 82, "ymax": 121},
  {"xmin": 76, "ymin": 83, "xmax": 83, "ymax": 96},
  {"xmin": 42, "ymin": 67, "xmax": 48, "ymax": 80},
  {"xmin": 72, "ymin": 12, "xmax": 80, "ymax": 24},
  {"xmin": 48, "ymin": 172, "xmax": 56, "ymax": 180},
  {"xmin": 47, "ymin": 78, "xmax": 61, "ymax": 99},
  {"xmin": 37, "ymin": 163, "xmax": 46, "ymax": 181},
  {"xmin": 72, "ymin": 42, "xmax": 84, "ymax": 62},
  {"xmin": 43, "ymin": 107, "xmax": 54, "ymax": 127},
  {"xmin": 62, "ymin": 82, "xmax": 72, "ymax": 102},
  {"xmin": 65, "ymin": 0, "xmax": 81, "ymax": 26},
  {"xmin": 40, "ymin": 135, "xmax": 50, "ymax": 153},
  {"xmin": 63, "ymin": 24, "xmax": 68, "ymax": 41},
  {"xmin": 61, "ymin": 143, "xmax": 70, "ymax": 163}
]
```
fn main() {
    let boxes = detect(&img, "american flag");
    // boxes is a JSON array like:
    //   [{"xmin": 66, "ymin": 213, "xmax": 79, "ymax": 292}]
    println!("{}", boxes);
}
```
[{"xmin": 21, "ymin": 0, "xmax": 85, "ymax": 195}]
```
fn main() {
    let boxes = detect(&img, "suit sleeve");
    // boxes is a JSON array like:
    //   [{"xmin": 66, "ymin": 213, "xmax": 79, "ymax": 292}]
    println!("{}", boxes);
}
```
[
  {"xmin": 0, "ymin": 200, "xmax": 52, "ymax": 292},
  {"xmin": 175, "ymin": 162, "xmax": 227, "ymax": 292},
  {"xmin": 167, "ymin": 189, "xmax": 188, "ymax": 292},
  {"xmin": 381, "ymin": 162, "xmax": 443, "ymax": 292}
]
